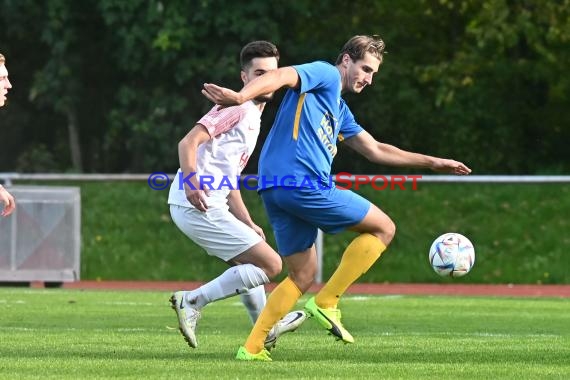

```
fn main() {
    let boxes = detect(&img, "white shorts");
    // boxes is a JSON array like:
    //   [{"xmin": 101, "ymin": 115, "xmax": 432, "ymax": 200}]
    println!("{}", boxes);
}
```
[{"xmin": 169, "ymin": 204, "xmax": 263, "ymax": 262}]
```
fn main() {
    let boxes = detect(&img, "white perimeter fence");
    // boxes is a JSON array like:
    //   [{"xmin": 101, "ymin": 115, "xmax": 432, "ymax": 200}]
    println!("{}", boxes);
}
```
[{"xmin": 1, "ymin": 173, "xmax": 569, "ymax": 283}]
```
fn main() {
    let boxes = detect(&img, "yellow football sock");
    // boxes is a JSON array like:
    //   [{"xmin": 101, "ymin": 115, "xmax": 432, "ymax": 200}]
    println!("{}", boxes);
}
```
[
  {"xmin": 316, "ymin": 233, "xmax": 386, "ymax": 309},
  {"xmin": 244, "ymin": 276, "xmax": 302, "ymax": 354}
]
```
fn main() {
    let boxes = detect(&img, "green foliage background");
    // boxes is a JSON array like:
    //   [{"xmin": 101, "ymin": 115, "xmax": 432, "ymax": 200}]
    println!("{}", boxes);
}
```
[{"xmin": 1, "ymin": 0, "xmax": 569, "ymax": 174}]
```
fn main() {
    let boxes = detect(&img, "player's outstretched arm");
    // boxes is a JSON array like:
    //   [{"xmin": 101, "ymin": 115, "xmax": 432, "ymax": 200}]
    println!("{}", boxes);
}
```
[
  {"xmin": 202, "ymin": 67, "xmax": 300, "ymax": 106},
  {"xmin": 0, "ymin": 185, "xmax": 16, "ymax": 217},
  {"xmin": 343, "ymin": 130, "xmax": 471, "ymax": 175}
]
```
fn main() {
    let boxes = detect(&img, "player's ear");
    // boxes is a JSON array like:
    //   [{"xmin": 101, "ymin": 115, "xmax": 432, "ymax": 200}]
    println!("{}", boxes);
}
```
[
  {"xmin": 240, "ymin": 70, "xmax": 247, "ymax": 84},
  {"xmin": 342, "ymin": 54, "xmax": 351, "ymax": 67}
]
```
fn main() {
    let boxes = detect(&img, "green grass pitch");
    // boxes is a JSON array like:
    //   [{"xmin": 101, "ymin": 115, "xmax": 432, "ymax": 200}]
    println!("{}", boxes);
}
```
[{"xmin": 1, "ymin": 289, "xmax": 569, "ymax": 379}]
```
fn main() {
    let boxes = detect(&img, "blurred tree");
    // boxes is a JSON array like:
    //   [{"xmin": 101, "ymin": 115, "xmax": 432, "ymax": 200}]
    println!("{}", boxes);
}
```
[
  {"xmin": 31, "ymin": 0, "xmax": 85, "ymax": 172},
  {"xmin": 1, "ymin": 0, "xmax": 111, "ymax": 173},
  {"xmin": 411, "ymin": 0, "xmax": 570, "ymax": 173},
  {"xmin": 0, "ymin": 0, "xmax": 568, "ymax": 174},
  {"xmin": 96, "ymin": 0, "xmax": 306, "ymax": 172}
]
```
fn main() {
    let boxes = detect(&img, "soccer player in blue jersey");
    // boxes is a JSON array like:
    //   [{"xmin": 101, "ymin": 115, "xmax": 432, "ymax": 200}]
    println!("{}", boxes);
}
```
[{"xmin": 203, "ymin": 35, "xmax": 471, "ymax": 361}]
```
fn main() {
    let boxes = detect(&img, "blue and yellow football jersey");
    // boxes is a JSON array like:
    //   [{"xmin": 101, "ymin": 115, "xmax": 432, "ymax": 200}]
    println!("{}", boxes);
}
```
[{"xmin": 258, "ymin": 61, "xmax": 363, "ymax": 188}]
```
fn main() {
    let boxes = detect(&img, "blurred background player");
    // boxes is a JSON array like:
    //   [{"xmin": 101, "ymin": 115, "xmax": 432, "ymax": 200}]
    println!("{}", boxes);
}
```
[
  {"xmin": 168, "ymin": 41, "xmax": 306, "ymax": 352},
  {"xmin": 202, "ymin": 34, "xmax": 471, "ymax": 361},
  {"xmin": 0, "ymin": 53, "xmax": 16, "ymax": 217}
]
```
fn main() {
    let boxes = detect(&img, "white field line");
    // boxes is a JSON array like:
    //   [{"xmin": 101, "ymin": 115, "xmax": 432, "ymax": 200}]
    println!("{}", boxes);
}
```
[{"xmin": 0, "ymin": 326, "xmax": 560, "ymax": 339}]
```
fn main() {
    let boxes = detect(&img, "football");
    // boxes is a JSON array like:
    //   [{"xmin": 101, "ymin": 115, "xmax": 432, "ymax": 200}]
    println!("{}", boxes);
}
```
[{"xmin": 429, "ymin": 233, "xmax": 475, "ymax": 277}]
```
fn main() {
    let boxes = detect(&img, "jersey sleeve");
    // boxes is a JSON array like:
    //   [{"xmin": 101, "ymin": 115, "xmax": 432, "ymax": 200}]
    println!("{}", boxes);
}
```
[
  {"xmin": 337, "ymin": 99, "xmax": 364, "ymax": 142},
  {"xmin": 197, "ymin": 104, "xmax": 246, "ymax": 138},
  {"xmin": 293, "ymin": 61, "xmax": 340, "ymax": 94}
]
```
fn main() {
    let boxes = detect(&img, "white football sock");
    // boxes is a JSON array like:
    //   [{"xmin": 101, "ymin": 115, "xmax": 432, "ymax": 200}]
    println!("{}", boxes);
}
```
[
  {"xmin": 185, "ymin": 264, "xmax": 269, "ymax": 310},
  {"xmin": 240, "ymin": 285, "xmax": 267, "ymax": 324}
]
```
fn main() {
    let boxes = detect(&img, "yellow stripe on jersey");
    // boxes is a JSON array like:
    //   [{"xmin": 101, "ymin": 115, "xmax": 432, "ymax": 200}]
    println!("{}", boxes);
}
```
[
  {"xmin": 292, "ymin": 93, "xmax": 306, "ymax": 141},
  {"xmin": 338, "ymin": 133, "xmax": 345, "ymax": 142}
]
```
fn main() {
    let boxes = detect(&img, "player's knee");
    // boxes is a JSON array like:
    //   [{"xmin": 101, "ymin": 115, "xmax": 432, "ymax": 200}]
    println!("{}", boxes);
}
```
[
  {"xmin": 371, "ymin": 218, "xmax": 396, "ymax": 246},
  {"xmin": 384, "ymin": 219, "xmax": 396, "ymax": 244},
  {"xmin": 289, "ymin": 269, "xmax": 315, "ymax": 293},
  {"xmin": 264, "ymin": 259, "xmax": 282, "ymax": 279}
]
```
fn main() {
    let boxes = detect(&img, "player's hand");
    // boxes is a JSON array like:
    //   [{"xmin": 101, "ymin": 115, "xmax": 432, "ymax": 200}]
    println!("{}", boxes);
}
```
[
  {"xmin": 431, "ymin": 159, "xmax": 472, "ymax": 175},
  {"xmin": 201, "ymin": 83, "xmax": 243, "ymax": 106},
  {"xmin": 185, "ymin": 187, "xmax": 210, "ymax": 212},
  {"xmin": 0, "ymin": 186, "xmax": 16, "ymax": 217},
  {"xmin": 250, "ymin": 223, "xmax": 266, "ymax": 241}
]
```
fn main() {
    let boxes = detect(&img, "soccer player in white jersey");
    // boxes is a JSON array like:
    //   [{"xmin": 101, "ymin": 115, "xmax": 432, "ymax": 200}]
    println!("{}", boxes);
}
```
[
  {"xmin": 0, "ymin": 53, "xmax": 16, "ymax": 217},
  {"xmin": 168, "ymin": 41, "xmax": 305, "ymax": 354}
]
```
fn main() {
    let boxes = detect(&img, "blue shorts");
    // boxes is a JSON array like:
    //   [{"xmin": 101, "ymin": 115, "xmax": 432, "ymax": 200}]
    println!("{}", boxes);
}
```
[{"xmin": 260, "ymin": 186, "xmax": 371, "ymax": 256}]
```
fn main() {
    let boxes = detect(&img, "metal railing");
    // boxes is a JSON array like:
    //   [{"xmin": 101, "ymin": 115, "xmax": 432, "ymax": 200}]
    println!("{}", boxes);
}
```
[
  {"xmin": 2, "ymin": 172, "xmax": 570, "ymax": 185},
  {"xmin": 2, "ymin": 173, "xmax": 569, "ymax": 283}
]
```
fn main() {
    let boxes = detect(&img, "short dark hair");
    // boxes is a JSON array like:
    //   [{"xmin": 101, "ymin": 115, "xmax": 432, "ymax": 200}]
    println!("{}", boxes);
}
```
[
  {"xmin": 240, "ymin": 41, "xmax": 280, "ymax": 70},
  {"xmin": 335, "ymin": 35, "xmax": 386, "ymax": 65}
]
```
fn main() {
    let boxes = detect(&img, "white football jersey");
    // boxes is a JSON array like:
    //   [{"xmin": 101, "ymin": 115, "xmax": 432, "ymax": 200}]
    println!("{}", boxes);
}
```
[{"xmin": 168, "ymin": 101, "xmax": 262, "ymax": 209}]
